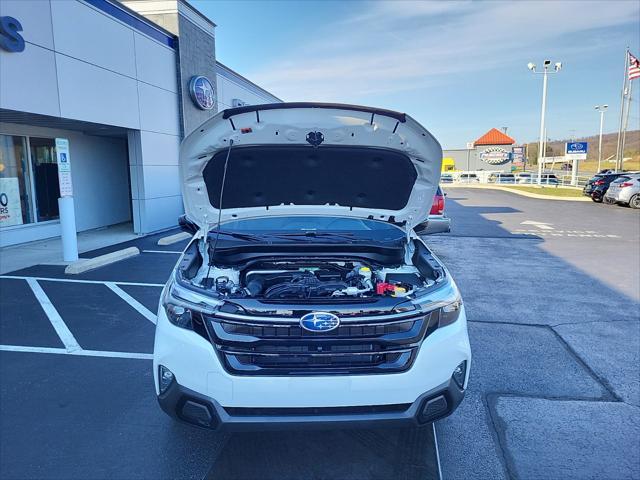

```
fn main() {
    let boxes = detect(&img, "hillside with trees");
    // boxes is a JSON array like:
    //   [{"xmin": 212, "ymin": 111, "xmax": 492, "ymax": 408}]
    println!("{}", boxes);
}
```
[{"xmin": 525, "ymin": 130, "xmax": 639, "ymax": 166}]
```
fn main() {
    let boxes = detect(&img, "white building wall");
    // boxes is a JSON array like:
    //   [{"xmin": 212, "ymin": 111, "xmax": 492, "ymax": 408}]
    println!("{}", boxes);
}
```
[
  {"xmin": 0, "ymin": 0, "xmax": 182, "ymax": 240},
  {"xmin": 1, "ymin": 0, "xmax": 282, "ymax": 247}
]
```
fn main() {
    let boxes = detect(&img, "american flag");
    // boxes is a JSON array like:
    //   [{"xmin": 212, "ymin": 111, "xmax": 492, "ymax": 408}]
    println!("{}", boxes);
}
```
[{"xmin": 630, "ymin": 52, "xmax": 640, "ymax": 81}]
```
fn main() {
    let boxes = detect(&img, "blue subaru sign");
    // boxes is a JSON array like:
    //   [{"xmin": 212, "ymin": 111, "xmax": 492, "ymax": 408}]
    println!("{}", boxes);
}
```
[
  {"xmin": 566, "ymin": 142, "xmax": 588, "ymax": 155},
  {"xmin": 300, "ymin": 312, "xmax": 340, "ymax": 332},
  {"xmin": 189, "ymin": 75, "xmax": 215, "ymax": 110}
]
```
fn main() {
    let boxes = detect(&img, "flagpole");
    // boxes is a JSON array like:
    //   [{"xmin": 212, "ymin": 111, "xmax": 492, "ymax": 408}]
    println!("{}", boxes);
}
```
[
  {"xmin": 615, "ymin": 48, "xmax": 629, "ymax": 171},
  {"xmin": 620, "ymin": 79, "xmax": 633, "ymax": 169}
]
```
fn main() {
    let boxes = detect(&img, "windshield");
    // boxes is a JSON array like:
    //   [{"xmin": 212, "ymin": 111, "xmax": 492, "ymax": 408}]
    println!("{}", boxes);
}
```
[{"xmin": 219, "ymin": 216, "xmax": 404, "ymax": 235}]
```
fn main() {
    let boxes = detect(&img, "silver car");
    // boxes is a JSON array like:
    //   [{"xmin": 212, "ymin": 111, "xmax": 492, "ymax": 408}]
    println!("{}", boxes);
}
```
[
  {"xmin": 416, "ymin": 186, "xmax": 451, "ymax": 234},
  {"xmin": 604, "ymin": 174, "xmax": 640, "ymax": 208}
]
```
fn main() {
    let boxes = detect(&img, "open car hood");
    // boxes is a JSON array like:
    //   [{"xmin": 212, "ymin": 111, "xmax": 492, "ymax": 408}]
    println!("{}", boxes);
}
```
[{"xmin": 180, "ymin": 103, "xmax": 442, "ymax": 232}]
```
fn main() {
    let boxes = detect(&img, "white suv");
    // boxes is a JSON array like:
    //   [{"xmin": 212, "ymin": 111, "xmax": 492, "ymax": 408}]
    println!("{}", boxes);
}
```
[{"xmin": 154, "ymin": 103, "xmax": 471, "ymax": 430}]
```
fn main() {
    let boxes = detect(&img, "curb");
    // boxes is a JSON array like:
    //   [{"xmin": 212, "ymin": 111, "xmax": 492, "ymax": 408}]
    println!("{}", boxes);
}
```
[
  {"xmin": 444, "ymin": 184, "xmax": 591, "ymax": 202},
  {"xmin": 158, "ymin": 232, "xmax": 191, "ymax": 246},
  {"xmin": 64, "ymin": 247, "xmax": 140, "ymax": 274}
]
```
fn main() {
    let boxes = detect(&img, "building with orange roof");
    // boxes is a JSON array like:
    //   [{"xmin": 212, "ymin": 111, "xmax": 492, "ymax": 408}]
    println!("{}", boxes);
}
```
[{"xmin": 442, "ymin": 128, "xmax": 522, "ymax": 174}]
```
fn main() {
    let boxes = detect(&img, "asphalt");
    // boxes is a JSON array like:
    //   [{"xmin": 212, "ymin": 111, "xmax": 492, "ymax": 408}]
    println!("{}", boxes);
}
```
[
  {"xmin": 0, "ymin": 187, "xmax": 638, "ymax": 480},
  {"xmin": 431, "ymin": 188, "xmax": 639, "ymax": 480}
]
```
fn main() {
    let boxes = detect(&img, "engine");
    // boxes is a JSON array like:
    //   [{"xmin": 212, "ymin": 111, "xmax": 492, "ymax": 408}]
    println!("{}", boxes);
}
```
[{"xmin": 207, "ymin": 260, "xmax": 424, "ymax": 300}]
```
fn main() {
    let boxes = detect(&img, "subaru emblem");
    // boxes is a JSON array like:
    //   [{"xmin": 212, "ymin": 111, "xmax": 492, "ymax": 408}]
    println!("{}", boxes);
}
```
[{"xmin": 300, "ymin": 312, "xmax": 340, "ymax": 332}]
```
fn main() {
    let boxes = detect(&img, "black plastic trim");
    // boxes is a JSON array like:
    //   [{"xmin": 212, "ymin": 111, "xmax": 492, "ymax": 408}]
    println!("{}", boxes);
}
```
[
  {"xmin": 221, "ymin": 102, "xmax": 407, "ymax": 123},
  {"xmin": 158, "ymin": 377, "xmax": 465, "ymax": 431}
]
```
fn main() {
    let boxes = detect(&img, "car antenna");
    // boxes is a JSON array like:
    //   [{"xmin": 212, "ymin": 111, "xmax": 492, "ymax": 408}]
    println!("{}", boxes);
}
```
[{"xmin": 207, "ymin": 138, "xmax": 234, "ymax": 278}]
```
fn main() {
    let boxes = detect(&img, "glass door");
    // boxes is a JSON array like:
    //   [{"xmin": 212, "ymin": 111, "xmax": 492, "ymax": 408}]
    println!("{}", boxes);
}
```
[
  {"xmin": 29, "ymin": 137, "xmax": 60, "ymax": 222},
  {"xmin": 0, "ymin": 134, "xmax": 34, "ymax": 226}
]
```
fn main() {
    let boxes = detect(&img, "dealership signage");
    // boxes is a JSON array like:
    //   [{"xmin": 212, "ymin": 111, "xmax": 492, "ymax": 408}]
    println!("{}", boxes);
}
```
[
  {"xmin": 480, "ymin": 147, "xmax": 512, "ymax": 165},
  {"xmin": 55, "ymin": 138, "xmax": 73, "ymax": 197},
  {"xmin": 565, "ymin": 142, "xmax": 588, "ymax": 160},
  {"xmin": 0, "ymin": 16, "xmax": 25, "ymax": 52},
  {"xmin": 189, "ymin": 75, "xmax": 215, "ymax": 110},
  {"xmin": 512, "ymin": 146, "xmax": 525, "ymax": 165},
  {"xmin": 0, "ymin": 177, "xmax": 23, "ymax": 226}
]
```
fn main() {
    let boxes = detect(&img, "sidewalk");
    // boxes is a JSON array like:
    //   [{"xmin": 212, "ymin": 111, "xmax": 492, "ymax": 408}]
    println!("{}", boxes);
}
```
[
  {"xmin": 0, "ymin": 223, "xmax": 139, "ymax": 274},
  {"xmin": 445, "ymin": 183, "xmax": 591, "ymax": 201}
]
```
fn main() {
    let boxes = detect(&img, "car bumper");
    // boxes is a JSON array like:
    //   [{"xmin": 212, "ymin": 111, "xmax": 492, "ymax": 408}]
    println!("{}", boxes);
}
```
[
  {"xmin": 158, "ymin": 375, "xmax": 465, "ymax": 431},
  {"xmin": 421, "ymin": 215, "xmax": 451, "ymax": 235},
  {"xmin": 153, "ymin": 304, "xmax": 471, "ymax": 429},
  {"xmin": 606, "ymin": 189, "xmax": 634, "ymax": 203}
]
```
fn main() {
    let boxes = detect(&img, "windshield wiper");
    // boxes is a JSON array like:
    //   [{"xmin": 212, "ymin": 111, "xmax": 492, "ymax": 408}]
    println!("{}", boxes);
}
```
[
  {"xmin": 273, "ymin": 232, "xmax": 357, "ymax": 242},
  {"xmin": 207, "ymin": 230, "xmax": 263, "ymax": 242}
]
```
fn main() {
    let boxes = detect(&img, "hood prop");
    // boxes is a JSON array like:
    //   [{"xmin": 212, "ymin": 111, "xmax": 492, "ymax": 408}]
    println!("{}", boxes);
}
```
[{"xmin": 207, "ymin": 139, "xmax": 234, "ymax": 273}]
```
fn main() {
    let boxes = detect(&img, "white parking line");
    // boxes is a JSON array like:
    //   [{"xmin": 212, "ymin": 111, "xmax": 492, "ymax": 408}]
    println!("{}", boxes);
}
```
[
  {"xmin": 433, "ymin": 423, "xmax": 443, "ymax": 480},
  {"xmin": 1, "ymin": 275, "xmax": 164, "ymax": 287},
  {"xmin": 26, "ymin": 278, "xmax": 81, "ymax": 352},
  {"xmin": 143, "ymin": 250, "xmax": 182, "ymax": 254},
  {"xmin": 0, "ymin": 344, "xmax": 152, "ymax": 360},
  {"xmin": 105, "ymin": 282, "xmax": 157, "ymax": 325}
]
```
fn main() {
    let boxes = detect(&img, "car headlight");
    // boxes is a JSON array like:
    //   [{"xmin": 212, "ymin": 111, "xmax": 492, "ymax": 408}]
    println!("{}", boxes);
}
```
[
  {"xmin": 439, "ymin": 299, "xmax": 462, "ymax": 327},
  {"xmin": 413, "ymin": 277, "xmax": 463, "ymax": 329},
  {"xmin": 162, "ymin": 279, "xmax": 221, "ymax": 331}
]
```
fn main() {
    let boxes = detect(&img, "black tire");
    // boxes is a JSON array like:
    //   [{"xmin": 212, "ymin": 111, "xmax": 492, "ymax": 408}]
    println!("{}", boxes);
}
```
[
  {"xmin": 604, "ymin": 196, "xmax": 615, "ymax": 205},
  {"xmin": 592, "ymin": 195, "xmax": 603, "ymax": 203},
  {"xmin": 630, "ymin": 194, "xmax": 640, "ymax": 209}
]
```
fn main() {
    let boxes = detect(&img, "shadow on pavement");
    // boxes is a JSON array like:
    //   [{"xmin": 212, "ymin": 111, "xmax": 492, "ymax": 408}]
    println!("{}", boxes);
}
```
[
  {"xmin": 424, "ymin": 190, "xmax": 640, "ymax": 480},
  {"xmin": 206, "ymin": 426, "xmax": 438, "ymax": 480}
]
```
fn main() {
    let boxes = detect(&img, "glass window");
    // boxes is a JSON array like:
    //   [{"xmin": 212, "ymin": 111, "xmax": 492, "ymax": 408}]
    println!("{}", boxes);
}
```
[
  {"xmin": 29, "ymin": 137, "xmax": 60, "ymax": 222},
  {"xmin": 220, "ymin": 216, "xmax": 403, "ymax": 233},
  {"xmin": 0, "ymin": 134, "xmax": 33, "ymax": 226}
]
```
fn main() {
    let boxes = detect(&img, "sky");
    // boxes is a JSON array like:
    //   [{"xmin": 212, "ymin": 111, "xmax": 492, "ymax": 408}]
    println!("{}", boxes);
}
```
[{"xmin": 192, "ymin": 0, "xmax": 640, "ymax": 149}]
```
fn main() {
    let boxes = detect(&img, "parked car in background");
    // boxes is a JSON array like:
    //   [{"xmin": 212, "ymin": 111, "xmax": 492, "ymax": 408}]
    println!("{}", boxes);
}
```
[
  {"xmin": 516, "ymin": 172, "xmax": 533, "ymax": 183},
  {"xmin": 604, "ymin": 174, "xmax": 640, "ymax": 208},
  {"xmin": 415, "ymin": 186, "xmax": 451, "ymax": 235},
  {"xmin": 518, "ymin": 173, "xmax": 559, "ymax": 185},
  {"xmin": 440, "ymin": 173, "xmax": 454, "ymax": 183},
  {"xmin": 458, "ymin": 173, "xmax": 479, "ymax": 183},
  {"xmin": 488, "ymin": 173, "xmax": 516, "ymax": 184},
  {"xmin": 583, "ymin": 173, "xmax": 629, "ymax": 202}
]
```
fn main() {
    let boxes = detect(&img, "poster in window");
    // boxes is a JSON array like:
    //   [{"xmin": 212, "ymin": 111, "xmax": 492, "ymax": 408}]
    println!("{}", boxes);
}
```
[{"xmin": 0, "ymin": 177, "xmax": 24, "ymax": 226}]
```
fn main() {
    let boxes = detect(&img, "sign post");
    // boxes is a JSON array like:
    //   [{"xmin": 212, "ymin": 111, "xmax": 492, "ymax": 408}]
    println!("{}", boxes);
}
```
[
  {"xmin": 55, "ymin": 138, "xmax": 78, "ymax": 262},
  {"xmin": 466, "ymin": 142, "xmax": 474, "ymax": 173},
  {"xmin": 565, "ymin": 142, "xmax": 588, "ymax": 186}
]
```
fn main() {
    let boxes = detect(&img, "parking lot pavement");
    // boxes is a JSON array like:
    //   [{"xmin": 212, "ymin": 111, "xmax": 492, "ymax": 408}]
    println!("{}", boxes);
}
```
[
  {"xmin": 0, "ymin": 233, "xmax": 441, "ymax": 480},
  {"xmin": 429, "ymin": 188, "xmax": 639, "ymax": 480},
  {"xmin": 442, "ymin": 187, "xmax": 640, "ymax": 301},
  {"xmin": 492, "ymin": 397, "xmax": 640, "ymax": 479},
  {"xmin": 206, "ymin": 427, "xmax": 438, "ymax": 480},
  {"xmin": 0, "ymin": 351, "xmax": 227, "ymax": 480}
]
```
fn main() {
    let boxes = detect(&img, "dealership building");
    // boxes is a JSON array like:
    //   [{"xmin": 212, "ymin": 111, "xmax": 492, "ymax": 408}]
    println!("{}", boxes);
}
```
[
  {"xmin": 0, "ymin": 0, "xmax": 281, "ymax": 247},
  {"xmin": 443, "ymin": 128, "xmax": 519, "ymax": 173}
]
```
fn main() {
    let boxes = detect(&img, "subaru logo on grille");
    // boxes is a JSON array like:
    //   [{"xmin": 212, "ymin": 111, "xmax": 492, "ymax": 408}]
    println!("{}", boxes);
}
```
[{"xmin": 300, "ymin": 312, "xmax": 340, "ymax": 332}]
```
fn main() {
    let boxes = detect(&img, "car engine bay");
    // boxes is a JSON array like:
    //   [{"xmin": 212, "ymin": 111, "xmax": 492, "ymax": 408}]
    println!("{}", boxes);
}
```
[{"xmin": 201, "ymin": 259, "xmax": 429, "ymax": 300}]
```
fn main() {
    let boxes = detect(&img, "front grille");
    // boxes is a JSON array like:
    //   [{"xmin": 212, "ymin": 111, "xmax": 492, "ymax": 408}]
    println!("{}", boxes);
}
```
[{"xmin": 202, "ymin": 310, "xmax": 437, "ymax": 376}]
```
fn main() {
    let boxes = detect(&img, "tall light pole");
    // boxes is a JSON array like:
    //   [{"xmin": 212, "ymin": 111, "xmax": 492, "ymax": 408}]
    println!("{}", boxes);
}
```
[
  {"xmin": 595, "ymin": 105, "xmax": 608, "ymax": 173},
  {"xmin": 528, "ymin": 60, "xmax": 562, "ymax": 185}
]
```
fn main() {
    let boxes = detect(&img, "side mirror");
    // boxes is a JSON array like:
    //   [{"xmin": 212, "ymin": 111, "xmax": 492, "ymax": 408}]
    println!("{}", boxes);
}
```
[{"xmin": 178, "ymin": 214, "xmax": 198, "ymax": 235}]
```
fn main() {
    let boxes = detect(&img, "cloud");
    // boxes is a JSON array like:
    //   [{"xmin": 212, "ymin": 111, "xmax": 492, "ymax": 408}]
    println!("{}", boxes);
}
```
[{"xmin": 247, "ymin": 1, "xmax": 640, "ymax": 101}]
